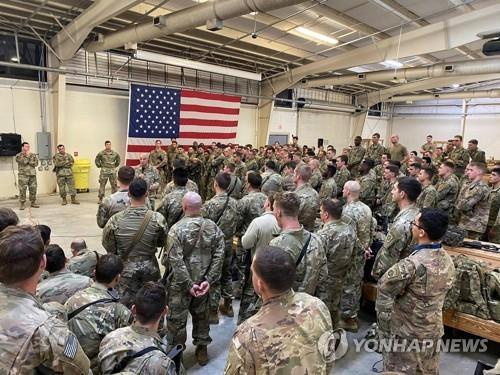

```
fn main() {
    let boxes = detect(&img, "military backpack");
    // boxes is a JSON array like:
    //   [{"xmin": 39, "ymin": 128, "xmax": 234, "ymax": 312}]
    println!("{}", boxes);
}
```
[{"xmin": 486, "ymin": 268, "xmax": 500, "ymax": 322}]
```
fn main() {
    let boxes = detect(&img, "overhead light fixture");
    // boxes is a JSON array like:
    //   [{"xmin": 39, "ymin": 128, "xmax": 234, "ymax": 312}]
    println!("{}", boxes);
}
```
[
  {"xmin": 295, "ymin": 27, "xmax": 339, "ymax": 45},
  {"xmin": 452, "ymin": 83, "xmax": 460, "ymax": 88},
  {"xmin": 382, "ymin": 60, "xmax": 404, "ymax": 69},
  {"xmin": 249, "ymin": 11, "xmax": 258, "ymax": 16},
  {"xmin": 10, "ymin": 56, "xmax": 19, "ymax": 62},
  {"xmin": 347, "ymin": 66, "xmax": 370, "ymax": 73}
]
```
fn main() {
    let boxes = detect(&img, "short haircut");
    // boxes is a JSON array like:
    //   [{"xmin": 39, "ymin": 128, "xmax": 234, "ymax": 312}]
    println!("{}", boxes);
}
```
[
  {"xmin": 296, "ymin": 165, "xmax": 312, "ymax": 182},
  {"xmin": 265, "ymin": 160, "xmax": 277, "ymax": 171},
  {"xmin": 469, "ymin": 162, "xmax": 487, "ymax": 174},
  {"xmin": 285, "ymin": 161, "xmax": 297, "ymax": 171},
  {"xmin": 173, "ymin": 167, "xmax": 188, "ymax": 187},
  {"xmin": 247, "ymin": 172, "xmax": 262, "ymax": 189},
  {"xmin": 0, "ymin": 225, "xmax": 44, "ymax": 284},
  {"xmin": 409, "ymin": 162, "xmax": 422, "ymax": 170},
  {"xmin": 129, "ymin": 178, "xmax": 148, "ymax": 199},
  {"xmin": 385, "ymin": 164, "xmax": 399, "ymax": 176},
  {"xmin": 442, "ymin": 160, "xmax": 455, "ymax": 170},
  {"xmin": 95, "ymin": 254, "xmax": 123, "ymax": 284},
  {"xmin": 362, "ymin": 158, "xmax": 375, "ymax": 169},
  {"xmin": 57, "ymin": 144, "xmax": 64, "ymax": 149},
  {"xmin": 422, "ymin": 157, "xmax": 432, "ymax": 165},
  {"xmin": 225, "ymin": 162, "xmax": 236, "ymax": 172},
  {"xmin": 321, "ymin": 199, "xmax": 343, "ymax": 220},
  {"xmin": 396, "ymin": 177, "xmax": 422, "ymax": 202},
  {"xmin": 117, "ymin": 166, "xmax": 135, "ymax": 185},
  {"xmin": 454, "ymin": 135, "xmax": 463, "ymax": 141},
  {"xmin": 338, "ymin": 155, "xmax": 348, "ymax": 164},
  {"xmin": 105, "ymin": 140, "xmax": 111, "ymax": 145},
  {"xmin": 324, "ymin": 164, "xmax": 337, "ymax": 179},
  {"xmin": 468, "ymin": 139, "xmax": 478, "ymax": 145},
  {"xmin": 418, "ymin": 208, "xmax": 449, "ymax": 241},
  {"xmin": 383, "ymin": 152, "xmax": 391, "ymax": 159},
  {"xmin": 253, "ymin": 246, "xmax": 296, "ymax": 293},
  {"xmin": 421, "ymin": 167, "xmax": 435, "ymax": 180},
  {"xmin": 36, "ymin": 224, "xmax": 51, "ymax": 245},
  {"xmin": 492, "ymin": 167, "xmax": 500, "ymax": 175},
  {"xmin": 215, "ymin": 172, "xmax": 231, "ymax": 191},
  {"xmin": 45, "ymin": 244, "xmax": 66, "ymax": 273},
  {"xmin": 266, "ymin": 192, "xmax": 276, "ymax": 210},
  {"xmin": 390, "ymin": 160, "xmax": 401, "ymax": 168},
  {"xmin": 0, "ymin": 208, "xmax": 19, "ymax": 232},
  {"xmin": 22, "ymin": 141, "xmax": 29, "ymax": 147},
  {"xmin": 172, "ymin": 159, "xmax": 186, "ymax": 169},
  {"xmin": 372, "ymin": 133, "xmax": 380, "ymax": 138},
  {"xmin": 274, "ymin": 192, "xmax": 300, "ymax": 217},
  {"xmin": 70, "ymin": 239, "xmax": 86, "ymax": 252},
  {"xmin": 134, "ymin": 282, "xmax": 167, "ymax": 324}
]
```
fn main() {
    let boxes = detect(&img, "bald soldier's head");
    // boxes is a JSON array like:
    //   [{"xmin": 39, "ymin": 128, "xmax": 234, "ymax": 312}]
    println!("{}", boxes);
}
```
[
  {"xmin": 343, "ymin": 180, "xmax": 361, "ymax": 201},
  {"xmin": 182, "ymin": 192, "xmax": 203, "ymax": 214},
  {"xmin": 70, "ymin": 238, "xmax": 87, "ymax": 256}
]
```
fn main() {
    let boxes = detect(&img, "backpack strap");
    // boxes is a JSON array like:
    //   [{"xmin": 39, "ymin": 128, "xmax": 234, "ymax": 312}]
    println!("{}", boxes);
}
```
[
  {"xmin": 67, "ymin": 297, "xmax": 118, "ymax": 320},
  {"xmin": 122, "ymin": 210, "xmax": 154, "ymax": 261},
  {"xmin": 112, "ymin": 347, "xmax": 164, "ymax": 373},
  {"xmin": 296, "ymin": 233, "xmax": 312, "ymax": 267}
]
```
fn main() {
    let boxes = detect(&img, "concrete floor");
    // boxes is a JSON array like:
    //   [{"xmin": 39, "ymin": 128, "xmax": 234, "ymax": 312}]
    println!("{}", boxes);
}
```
[{"xmin": 3, "ymin": 190, "xmax": 499, "ymax": 374}]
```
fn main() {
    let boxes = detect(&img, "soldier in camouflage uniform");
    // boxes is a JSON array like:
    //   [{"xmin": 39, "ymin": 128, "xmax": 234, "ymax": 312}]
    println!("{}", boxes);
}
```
[
  {"xmin": 357, "ymin": 159, "xmax": 377, "ymax": 209},
  {"xmin": 97, "ymin": 282, "xmax": 177, "ymax": 374},
  {"xmin": 335, "ymin": 155, "xmax": 351, "ymax": 194},
  {"xmin": 134, "ymin": 153, "xmax": 161, "ymax": 209},
  {"xmin": 319, "ymin": 164, "xmax": 337, "ymax": 200},
  {"xmin": 202, "ymin": 172, "xmax": 238, "ymax": 322},
  {"xmin": 149, "ymin": 140, "xmax": 169, "ymax": 189},
  {"xmin": 224, "ymin": 163, "xmax": 243, "ymax": 199},
  {"xmin": 435, "ymin": 161, "xmax": 459, "ymax": 215},
  {"xmin": 156, "ymin": 167, "xmax": 190, "ymax": 228},
  {"xmin": 416, "ymin": 167, "xmax": 438, "ymax": 209},
  {"xmin": 372, "ymin": 177, "xmax": 421, "ymax": 281},
  {"xmin": 376, "ymin": 209, "xmax": 455, "ymax": 374},
  {"xmin": 244, "ymin": 149, "xmax": 259, "ymax": 173},
  {"xmin": 37, "ymin": 244, "xmax": 92, "ymax": 305},
  {"xmin": 15, "ymin": 141, "xmax": 39, "ymax": 209},
  {"xmin": 224, "ymin": 246, "xmax": 333, "ymax": 374},
  {"xmin": 68, "ymin": 238, "xmax": 99, "ymax": 277},
  {"xmin": 187, "ymin": 145, "xmax": 203, "ymax": 189},
  {"xmin": 420, "ymin": 135, "xmax": 436, "ymax": 155},
  {"xmin": 53, "ymin": 144, "xmax": 79, "ymax": 205},
  {"xmin": 340, "ymin": 181, "xmax": 374, "ymax": 331},
  {"xmin": 455, "ymin": 162, "xmax": 491, "ymax": 239},
  {"xmin": 488, "ymin": 167, "xmax": 500, "ymax": 243},
  {"xmin": 102, "ymin": 178, "xmax": 167, "ymax": 308},
  {"xmin": 95, "ymin": 141, "xmax": 121, "ymax": 203},
  {"xmin": 308, "ymin": 158, "xmax": 323, "ymax": 191},
  {"xmin": 467, "ymin": 139, "xmax": 486, "ymax": 164},
  {"xmin": 366, "ymin": 133, "xmax": 387, "ymax": 164},
  {"xmin": 294, "ymin": 165, "xmax": 320, "ymax": 232},
  {"xmin": 162, "ymin": 192, "xmax": 225, "ymax": 366},
  {"xmin": 206, "ymin": 144, "xmax": 225, "ymax": 200},
  {"xmin": 375, "ymin": 164, "xmax": 399, "ymax": 223},
  {"xmin": 348, "ymin": 135, "xmax": 366, "ymax": 177},
  {"xmin": 0, "ymin": 225, "xmax": 91, "ymax": 374},
  {"xmin": 65, "ymin": 254, "xmax": 132, "ymax": 372},
  {"xmin": 449, "ymin": 135, "xmax": 470, "ymax": 177},
  {"xmin": 261, "ymin": 160, "xmax": 283, "ymax": 194},
  {"xmin": 317, "ymin": 198, "xmax": 355, "ymax": 328},
  {"xmin": 232, "ymin": 151, "xmax": 247, "ymax": 181},
  {"xmin": 281, "ymin": 161, "xmax": 297, "ymax": 192}
]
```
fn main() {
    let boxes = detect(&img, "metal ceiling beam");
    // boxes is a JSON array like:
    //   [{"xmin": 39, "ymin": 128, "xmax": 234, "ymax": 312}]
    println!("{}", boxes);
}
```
[{"xmin": 387, "ymin": 89, "xmax": 500, "ymax": 102}]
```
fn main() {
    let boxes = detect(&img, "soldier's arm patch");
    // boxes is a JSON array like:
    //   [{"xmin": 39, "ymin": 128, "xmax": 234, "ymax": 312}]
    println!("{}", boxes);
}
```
[
  {"xmin": 63, "ymin": 333, "xmax": 78, "ymax": 359},
  {"xmin": 385, "ymin": 266, "xmax": 401, "ymax": 281}
]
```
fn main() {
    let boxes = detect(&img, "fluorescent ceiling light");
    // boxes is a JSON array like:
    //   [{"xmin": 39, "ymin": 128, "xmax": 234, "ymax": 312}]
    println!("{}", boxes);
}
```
[
  {"xmin": 382, "ymin": 60, "xmax": 404, "ymax": 69},
  {"xmin": 347, "ymin": 66, "xmax": 370, "ymax": 73},
  {"xmin": 249, "ymin": 11, "xmax": 258, "ymax": 16},
  {"xmin": 452, "ymin": 83, "xmax": 460, "ymax": 88},
  {"xmin": 296, "ymin": 27, "xmax": 339, "ymax": 45},
  {"xmin": 134, "ymin": 50, "xmax": 262, "ymax": 81},
  {"xmin": 10, "ymin": 56, "xmax": 19, "ymax": 62}
]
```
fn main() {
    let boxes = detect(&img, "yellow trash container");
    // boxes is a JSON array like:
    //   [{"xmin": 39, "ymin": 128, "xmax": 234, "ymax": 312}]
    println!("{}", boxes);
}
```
[{"xmin": 72, "ymin": 158, "xmax": 91, "ymax": 193}]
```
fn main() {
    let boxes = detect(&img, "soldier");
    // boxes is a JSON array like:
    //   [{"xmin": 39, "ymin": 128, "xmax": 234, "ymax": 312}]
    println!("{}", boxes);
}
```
[
  {"xmin": 102, "ymin": 178, "xmax": 167, "ymax": 307},
  {"xmin": 308, "ymin": 158, "xmax": 323, "ymax": 191},
  {"xmin": 157, "ymin": 167, "xmax": 190, "ymax": 228},
  {"xmin": 261, "ymin": 160, "xmax": 283, "ymax": 194},
  {"xmin": 281, "ymin": 161, "xmax": 297, "ymax": 191},
  {"xmin": 0, "ymin": 207, "xmax": 18, "ymax": 232},
  {"xmin": 348, "ymin": 135, "xmax": 366, "ymax": 177},
  {"xmin": 270, "ymin": 192, "xmax": 328, "ymax": 298},
  {"xmin": 134, "ymin": 153, "xmax": 160, "ymax": 209},
  {"xmin": 366, "ymin": 133, "xmax": 386, "ymax": 164},
  {"xmin": 162, "ymin": 192, "xmax": 225, "ymax": 366},
  {"xmin": 232, "ymin": 151, "xmax": 247, "ymax": 181},
  {"xmin": 202, "ymin": 172, "xmax": 238, "ymax": 323},
  {"xmin": 68, "ymin": 238, "xmax": 99, "ymax": 277},
  {"xmin": 149, "ymin": 139, "xmax": 169, "ymax": 188},
  {"xmin": 420, "ymin": 135, "xmax": 436, "ymax": 155},
  {"xmin": 435, "ymin": 161, "xmax": 459, "ymax": 215},
  {"xmin": 407, "ymin": 162, "xmax": 422, "ymax": 178},
  {"xmin": 223, "ymin": 162, "xmax": 243, "ymax": 199},
  {"xmin": 357, "ymin": 159, "xmax": 377, "ymax": 209},
  {"xmin": 334, "ymin": 155, "xmax": 351, "ymax": 195},
  {"xmin": 37, "ymin": 244, "xmax": 92, "ymax": 304},
  {"xmin": 449, "ymin": 135, "xmax": 470, "ymax": 176},
  {"xmin": 376, "ymin": 208, "xmax": 454, "ymax": 374},
  {"xmin": 172, "ymin": 145, "xmax": 189, "ymax": 167},
  {"xmin": 206, "ymin": 143, "xmax": 225, "ymax": 200},
  {"xmin": 15, "ymin": 141, "xmax": 39, "ymax": 209},
  {"xmin": 468, "ymin": 139, "xmax": 486, "ymax": 164},
  {"xmin": 164, "ymin": 159, "xmax": 199, "ymax": 195},
  {"xmin": 319, "ymin": 164, "xmax": 337, "ymax": 200},
  {"xmin": 388, "ymin": 134, "xmax": 409, "ymax": 164},
  {"xmin": 244, "ymin": 149, "xmax": 259, "ymax": 173},
  {"xmin": 455, "ymin": 162, "xmax": 491, "ymax": 239},
  {"xmin": 224, "ymin": 246, "xmax": 333, "ymax": 374},
  {"xmin": 53, "ymin": 144, "xmax": 79, "ymax": 205},
  {"xmin": 372, "ymin": 177, "xmax": 421, "ymax": 281},
  {"xmin": 187, "ymin": 145, "xmax": 203, "ymax": 189},
  {"xmin": 340, "ymin": 181, "xmax": 374, "ymax": 332},
  {"xmin": 416, "ymin": 167, "xmax": 438, "ymax": 209},
  {"xmin": 488, "ymin": 167, "xmax": 500, "ymax": 243},
  {"xmin": 97, "ymin": 282, "xmax": 177, "ymax": 374},
  {"xmin": 65, "ymin": 254, "xmax": 131, "ymax": 372},
  {"xmin": 97, "ymin": 166, "xmax": 136, "ymax": 228},
  {"xmin": 375, "ymin": 164, "xmax": 400, "ymax": 225},
  {"xmin": 317, "ymin": 198, "xmax": 355, "ymax": 328},
  {"xmin": 0, "ymin": 225, "xmax": 91, "ymax": 373},
  {"xmin": 294, "ymin": 165, "xmax": 320, "ymax": 232},
  {"xmin": 95, "ymin": 140, "xmax": 121, "ymax": 204}
]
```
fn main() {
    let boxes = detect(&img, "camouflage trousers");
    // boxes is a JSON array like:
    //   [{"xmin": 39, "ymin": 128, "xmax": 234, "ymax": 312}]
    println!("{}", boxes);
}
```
[
  {"xmin": 205, "ymin": 177, "xmax": 216, "ymax": 201},
  {"xmin": 237, "ymin": 271, "xmax": 261, "ymax": 325},
  {"xmin": 209, "ymin": 238, "xmax": 233, "ymax": 312},
  {"xmin": 233, "ymin": 237, "xmax": 245, "ymax": 297},
  {"xmin": 166, "ymin": 285, "xmax": 211, "ymax": 347},
  {"xmin": 56, "ymin": 174, "xmax": 76, "ymax": 197},
  {"xmin": 383, "ymin": 337, "xmax": 440, "ymax": 375},
  {"xmin": 341, "ymin": 248, "xmax": 366, "ymax": 320},
  {"xmin": 466, "ymin": 230, "xmax": 483, "ymax": 240},
  {"xmin": 98, "ymin": 173, "xmax": 117, "ymax": 199},
  {"xmin": 118, "ymin": 258, "xmax": 161, "ymax": 308},
  {"xmin": 18, "ymin": 174, "xmax": 37, "ymax": 202},
  {"xmin": 324, "ymin": 267, "xmax": 349, "ymax": 328}
]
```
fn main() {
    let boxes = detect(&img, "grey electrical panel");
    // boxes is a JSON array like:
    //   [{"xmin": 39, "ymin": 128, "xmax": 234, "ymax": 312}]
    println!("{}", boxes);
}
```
[{"xmin": 36, "ymin": 132, "xmax": 52, "ymax": 160}]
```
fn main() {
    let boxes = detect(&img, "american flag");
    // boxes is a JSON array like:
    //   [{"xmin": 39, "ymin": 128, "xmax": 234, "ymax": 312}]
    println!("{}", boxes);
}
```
[{"xmin": 125, "ymin": 83, "xmax": 241, "ymax": 166}]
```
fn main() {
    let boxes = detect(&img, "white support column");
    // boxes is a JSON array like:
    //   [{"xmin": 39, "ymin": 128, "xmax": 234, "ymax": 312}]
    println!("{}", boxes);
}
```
[{"xmin": 460, "ymin": 99, "xmax": 469, "ymax": 138}]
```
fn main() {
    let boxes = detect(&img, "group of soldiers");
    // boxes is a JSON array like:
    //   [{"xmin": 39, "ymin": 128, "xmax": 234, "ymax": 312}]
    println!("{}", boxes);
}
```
[{"xmin": 3, "ymin": 132, "xmax": 499, "ymax": 374}]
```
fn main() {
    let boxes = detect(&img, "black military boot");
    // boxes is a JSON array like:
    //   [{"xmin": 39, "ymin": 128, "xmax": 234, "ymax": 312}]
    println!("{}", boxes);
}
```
[
  {"xmin": 30, "ymin": 201, "xmax": 39, "ymax": 208},
  {"xmin": 61, "ymin": 196, "xmax": 67, "ymax": 206}
]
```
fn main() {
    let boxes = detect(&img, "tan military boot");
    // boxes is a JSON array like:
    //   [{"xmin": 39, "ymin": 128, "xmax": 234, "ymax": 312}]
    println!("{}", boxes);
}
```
[
  {"xmin": 30, "ymin": 201, "xmax": 39, "ymax": 208},
  {"xmin": 195, "ymin": 345, "xmax": 208, "ymax": 366},
  {"xmin": 19, "ymin": 202, "xmax": 25, "ymax": 210},
  {"xmin": 71, "ymin": 195, "xmax": 80, "ymax": 205},
  {"xmin": 219, "ymin": 298, "xmax": 234, "ymax": 317},
  {"xmin": 209, "ymin": 309, "xmax": 219, "ymax": 325},
  {"xmin": 61, "ymin": 197, "xmax": 67, "ymax": 206},
  {"xmin": 338, "ymin": 317, "xmax": 359, "ymax": 332}
]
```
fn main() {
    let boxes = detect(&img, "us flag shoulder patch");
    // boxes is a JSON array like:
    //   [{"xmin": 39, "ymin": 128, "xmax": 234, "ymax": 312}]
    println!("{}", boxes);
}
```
[{"xmin": 63, "ymin": 333, "xmax": 78, "ymax": 359}]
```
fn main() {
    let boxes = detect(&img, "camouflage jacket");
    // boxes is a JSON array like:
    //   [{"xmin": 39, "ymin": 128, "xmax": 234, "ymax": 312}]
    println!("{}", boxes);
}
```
[
  {"xmin": 334, "ymin": 167, "xmax": 351, "ymax": 191},
  {"xmin": 309, "ymin": 169, "xmax": 323, "ymax": 191},
  {"xmin": 0, "ymin": 284, "xmax": 91, "ymax": 374},
  {"xmin": 358, "ymin": 170, "xmax": 377, "ymax": 206},
  {"xmin": 98, "ymin": 324, "xmax": 176, "ymax": 374},
  {"xmin": 319, "ymin": 177, "xmax": 337, "ymax": 200},
  {"xmin": 202, "ymin": 192, "xmax": 238, "ymax": 239},
  {"xmin": 134, "ymin": 165, "xmax": 160, "ymax": 193},
  {"xmin": 281, "ymin": 173, "xmax": 296, "ymax": 192},
  {"xmin": 366, "ymin": 143, "xmax": 386, "ymax": 163},
  {"xmin": 379, "ymin": 180, "xmax": 398, "ymax": 220},
  {"xmin": 224, "ymin": 290, "xmax": 332, "ymax": 375},
  {"xmin": 97, "ymin": 190, "xmax": 130, "ymax": 229},
  {"xmin": 156, "ymin": 186, "xmax": 189, "ymax": 228},
  {"xmin": 236, "ymin": 191, "xmax": 267, "ymax": 234},
  {"xmin": 261, "ymin": 171, "xmax": 283, "ymax": 194},
  {"xmin": 469, "ymin": 149, "xmax": 486, "ymax": 164},
  {"xmin": 162, "ymin": 215, "xmax": 225, "ymax": 288},
  {"xmin": 435, "ymin": 174, "xmax": 459, "ymax": 212},
  {"xmin": 228, "ymin": 175, "xmax": 243, "ymax": 200},
  {"xmin": 343, "ymin": 199, "xmax": 373, "ymax": 250},
  {"xmin": 348, "ymin": 145, "xmax": 366, "ymax": 167},
  {"xmin": 421, "ymin": 143, "xmax": 436, "ymax": 154},
  {"xmin": 234, "ymin": 161, "xmax": 247, "ymax": 181},
  {"xmin": 489, "ymin": 186, "xmax": 500, "ymax": 227},
  {"xmin": 53, "ymin": 152, "xmax": 74, "ymax": 176},
  {"xmin": 376, "ymin": 245, "xmax": 455, "ymax": 339},
  {"xmin": 209, "ymin": 153, "xmax": 225, "ymax": 176},
  {"xmin": 245, "ymin": 159, "xmax": 259, "ymax": 173},
  {"xmin": 36, "ymin": 269, "xmax": 92, "ymax": 305},
  {"xmin": 65, "ymin": 282, "xmax": 131, "ymax": 368},
  {"xmin": 372, "ymin": 205, "xmax": 419, "ymax": 281},
  {"xmin": 68, "ymin": 249, "xmax": 99, "ymax": 277},
  {"xmin": 241, "ymin": 212, "xmax": 281, "ymax": 255},
  {"xmin": 295, "ymin": 183, "xmax": 320, "ymax": 232},
  {"xmin": 15, "ymin": 152, "xmax": 38, "ymax": 176},
  {"xmin": 270, "ymin": 227, "xmax": 328, "ymax": 299},
  {"xmin": 456, "ymin": 179, "xmax": 491, "ymax": 234},
  {"xmin": 95, "ymin": 150, "xmax": 120, "ymax": 175},
  {"xmin": 317, "ymin": 218, "xmax": 356, "ymax": 275},
  {"xmin": 450, "ymin": 146, "xmax": 470, "ymax": 169},
  {"xmin": 416, "ymin": 183, "xmax": 438, "ymax": 209},
  {"xmin": 149, "ymin": 149, "xmax": 168, "ymax": 168},
  {"xmin": 164, "ymin": 179, "xmax": 198, "ymax": 195}
]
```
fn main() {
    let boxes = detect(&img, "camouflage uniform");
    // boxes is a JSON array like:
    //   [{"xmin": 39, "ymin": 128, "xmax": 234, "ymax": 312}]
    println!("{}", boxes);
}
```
[
  {"xmin": 372, "ymin": 205, "xmax": 419, "ymax": 281},
  {"xmin": 341, "ymin": 200, "xmax": 373, "ymax": 320},
  {"xmin": 261, "ymin": 170, "xmax": 282, "ymax": 194},
  {"xmin": 68, "ymin": 248, "xmax": 99, "ymax": 277},
  {"xmin": 295, "ymin": 183, "xmax": 320, "ymax": 232},
  {"xmin": 456, "ymin": 179, "xmax": 491, "ymax": 239},
  {"xmin": 37, "ymin": 269, "xmax": 92, "ymax": 305},
  {"xmin": 164, "ymin": 179, "xmax": 198, "ymax": 196},
  {"xmin": 149, "ymin": 148, "xmax": 169, "ymax": 186},
  {"xmin": 97, "ymin": 190, "xmax": 130, "ymax": 228},
  {"xmin": 270, "ymin": 227, "xmax": 328, "ymax": 299},
  {"xmin": 98, "ymin": 324, "xmax": 177, "ymax": 374},
  {"xmin": 348, "ymin": 145, "xmax": 366, "ymax": 177},
  {"xmin": 488, "ymin": 186, "xmax": 500, "ymax": 243},
  {"xmin": 233, "ymin": 161, "xmax": 247, "ymax": 181},
  {"xmin": 202, "ymin": 192, "xmax": 238, "ymax": 312},
  {"xmin": 358, "ymin": 169, "xmax": 377, "ymax": 208},
  {"xmin": 65, "ymin": 282, "xmax": 131, "ymax": 371},
  {"xmin": 421, "ymin": 142, "xmax": 436, "ymax": 154},
  {"xmin": 281, "ymin": 172, "xmax": 296, "ymax": 192},
  {"xmin": 0, "ymin": 283, "xmax": 91, "ymax": 374},
  {"xmin": 102, "ymin": 206, "xmax": 167, "ymax": 307},
  {"xmin": 134, "ymin": 165, "xmax": 160, "ymax": 208},
  {"xmin": 95, "ymin": 149, "xmax": 120, "ymax": 199},
  {"xmin": 416, "ymin": 183, "xmax": 438, "ymax": 209},
  {"xmin": 469, "ymin": 149, "xmax": 486, "ymax": 164},
  {"xmin": 449, "ymin": 146, "xmax": 470, "ymax": 174},
  {"xmin": 334, "ymin": 167, "xmax": 351, "ymax": 192},
  {"xmin": 376, "ymin": 245, "xmax": 455, "ymax": 374},
  {"xmin": 366, "ymin": 143, "xmax": 387, "ymax": 164},
  {"xmin": 309, "ymin": 169, "xmax": 323, "ymax": 191},
  {"xmin": 244, "ymin": 159, "xmax": 258, "ymax": 174},
  {"xmin": 225, "ymin": 290, "xmax": 333, "ymax": 374},
  {"xmin": 435, "ymin": 174, "xmax": 459, "ymax": 214},
  {"xmin": 15, "ymin": 151, "xmax": 38, "ymax": 204},
  {"xmin": 377, "ymin": 180, "xmax": 398, "ymax": 222},
  {"xmin": 319, "ymin": 177, "xmax": 337, "ymax": 200},
  {"xmin": 156, "ymin": 186, "xmax": 189, "ymax": 228},
  {"xmin": 161, "ymin": 215, "xmax": 225, "ymax": 348},
  {"xmin": 228, "ymin": 175, "xmax": 243, "ymax": 200},
  {"xmin": 53, "ymin": 152, "xmax": 77, "ymax": 198},
  {"xmin": 493, "ymin": 210, "xmax": 500, "ymax": 244},
  {"xmin": 188, "ymin": 154, "xmax": 203, "ymax": 190},
  {"xmin": 317, "ymin": 218, "xmax": 356, "ymax": 327},
  {"xmin": 206, "ymin": 153, "xmax": 225, "ymax": 200}
]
